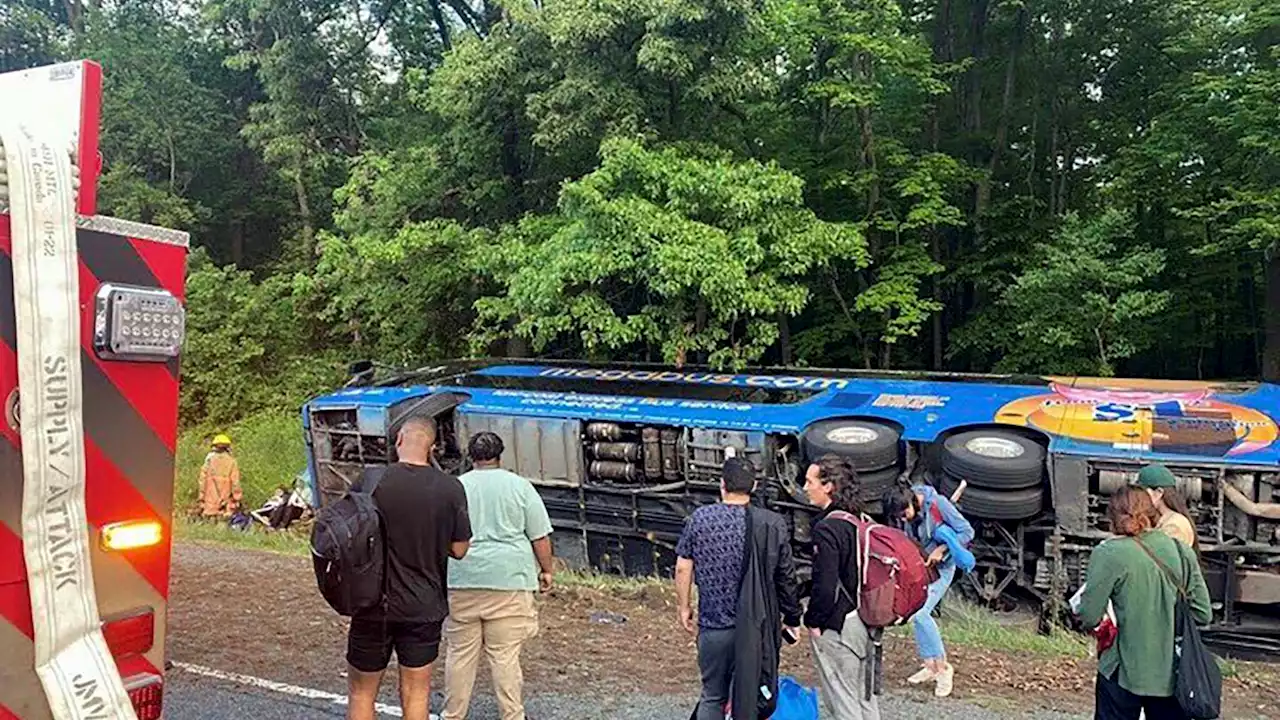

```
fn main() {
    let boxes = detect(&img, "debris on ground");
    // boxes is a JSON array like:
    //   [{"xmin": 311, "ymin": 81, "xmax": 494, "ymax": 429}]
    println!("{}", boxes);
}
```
[{"xmin": 589, "ymin": 611, "xmax": 628, "ymax": 625}]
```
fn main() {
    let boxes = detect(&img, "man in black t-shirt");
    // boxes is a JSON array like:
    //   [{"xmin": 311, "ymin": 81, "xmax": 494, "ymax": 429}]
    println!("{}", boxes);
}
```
[{"xmin": 347, "ymin": 416, "xmax": 472, "ymax": 720}]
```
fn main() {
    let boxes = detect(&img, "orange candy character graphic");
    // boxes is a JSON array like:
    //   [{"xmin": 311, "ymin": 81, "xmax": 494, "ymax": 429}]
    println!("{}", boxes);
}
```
[{"xmin": 995, "ymin": 380, "xmax": 1278, "ymax": 457}]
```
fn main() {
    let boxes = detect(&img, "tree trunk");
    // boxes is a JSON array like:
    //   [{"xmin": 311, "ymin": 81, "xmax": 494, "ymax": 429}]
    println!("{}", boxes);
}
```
[
  {"xmin": 857, "ymin": 52, "xmax": 880, "ymax": 215},
  {"xmin": 928, "ymin": 0, "xmax": 952, "ymax": 371},
  {"xmin": 230, "ymin": 219, "xmax": 245, "ymax": 267},
  {"xmin": 974, "ymin": 4, "xmax": 1025, "ymax": 249},
  {"xmin": 693, "ymin": 297, "xmax": 708, "ymax": 365},
  {"xmin": 931, "ymin": 231, "xmax": 944, "ymax": 369},
  {"xmin": 1057, "ymin": 144, "xmax": 1073, "ymax": 214},
  {"xmin": 1264, "ymin": 251, "xmax": 1280, "ymax": 381},
  {"xmin": 1246, "ymin": 256, "xmax": 1262, "ymax": 375},
  {"xmin": 964, "ymin": 0, "xmax": 991, "ymax": 135},
  {"xmin": 881, "ymin": 323, "xmax": 892, "ymax": 369},
  {"xmin": 63, "ymin": 0, "xmax": 84, "ymax": 35},
  {"xmin": 506, "ymin": 333, "xmax": 529, "ymax": 358},
  {"xmin": 979, "ymin": 4, "xmax": 1026, "ymax": 212},
  {"xmin": 166, "ymin": 132, "xmax": 178, "ymax": 192},
  {"xmin": 1048, "ymin": 105, "xmax": 1059, "ymax": 217},
  {"xmin": 777, "ymin": 312, "xmax": 792, "ymax": 365},
  {"xmin": 430, "ymin": 0, "xmax": 452, "ymax": 51},
  {"xmin": 1047, "ymin": 12, "xmax": 1065, "ymax": 217},
  {"xmin": 500, "ymin": 109, "xmax": 525, "ymax": 216},
  {"xmin": 292, "ymin": 160, "xmax": 315, "ymax": 263}
]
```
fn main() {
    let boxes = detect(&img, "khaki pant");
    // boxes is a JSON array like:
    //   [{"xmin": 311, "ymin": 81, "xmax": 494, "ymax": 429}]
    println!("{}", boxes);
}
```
[
  {"xmin": 443, "ymin": 590, "xmax": 539, "ymax": 720},
  {"xmin": 811, "ymin": 612, "xmax": 881, "ymax": 720}
]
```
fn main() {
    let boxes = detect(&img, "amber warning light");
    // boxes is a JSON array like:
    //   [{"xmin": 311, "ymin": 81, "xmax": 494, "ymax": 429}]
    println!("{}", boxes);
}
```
[{"xmin": 100, "ymin": 520, "xmax": 164, "ymax": 551}]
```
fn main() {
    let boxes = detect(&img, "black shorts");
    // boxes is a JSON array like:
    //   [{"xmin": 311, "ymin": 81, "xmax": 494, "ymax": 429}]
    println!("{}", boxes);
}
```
[{"xmin": 346, "ymin": 617, "xmax": 443, "ymax": 672}]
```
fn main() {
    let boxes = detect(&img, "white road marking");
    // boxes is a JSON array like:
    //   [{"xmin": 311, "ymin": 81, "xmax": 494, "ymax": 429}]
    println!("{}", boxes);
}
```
[{"xmin": 172, "ymin": 662, "xmax": 438, "ymax": 719}]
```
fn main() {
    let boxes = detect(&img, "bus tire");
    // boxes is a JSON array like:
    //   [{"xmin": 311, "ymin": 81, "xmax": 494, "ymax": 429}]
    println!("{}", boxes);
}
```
[
  {"xmin": 857, "ymin": 466, "xmax": 900, "ymax": 505},
  {"xmin": 941, "ymin": 430, "xmax": 1045, "ymax": 490},
  {"xmin": 939, "ymin": 474, "xmax": 1044, "ymax": 520},
  {"xmin": 801, "ymin": 419, "xmax": 900, "ymax": 471}
]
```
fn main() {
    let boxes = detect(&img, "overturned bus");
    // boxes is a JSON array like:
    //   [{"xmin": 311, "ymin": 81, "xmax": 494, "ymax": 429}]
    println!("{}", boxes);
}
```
[{"xmin": 302, "ymin": 360, "xmax": 1280, "ymax": 659}]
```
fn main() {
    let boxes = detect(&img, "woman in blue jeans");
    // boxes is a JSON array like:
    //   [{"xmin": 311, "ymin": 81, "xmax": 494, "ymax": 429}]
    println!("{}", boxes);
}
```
[{"xmin": 883, "ymin": 482, "xmax": 974, "ymax": 698}]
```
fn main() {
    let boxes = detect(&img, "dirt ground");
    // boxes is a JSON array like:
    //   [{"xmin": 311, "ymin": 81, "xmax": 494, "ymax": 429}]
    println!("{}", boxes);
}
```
[{"xmin": 167, "ymin": 541, "xmax": 1280, "ymax": 717}]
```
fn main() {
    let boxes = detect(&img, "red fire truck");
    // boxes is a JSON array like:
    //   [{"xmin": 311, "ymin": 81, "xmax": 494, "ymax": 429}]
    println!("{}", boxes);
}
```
[{"xmin": 0, "ymin": 60, "xmax": 187, "ymax": 719}]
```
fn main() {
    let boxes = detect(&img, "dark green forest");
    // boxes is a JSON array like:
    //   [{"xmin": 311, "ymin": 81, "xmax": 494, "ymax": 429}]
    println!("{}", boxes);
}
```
[{"xmin": 4, "ymin": 0, "xmax": 1277, "ymax": 424}]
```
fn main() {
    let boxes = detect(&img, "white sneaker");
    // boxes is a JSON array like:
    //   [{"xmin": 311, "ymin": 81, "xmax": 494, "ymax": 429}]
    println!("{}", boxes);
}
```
[
  {"xmin": 934, "ymin": 663, "xmax": 955, "ymax": 698},
  {"xmin": 907, "ymin": 666, "xmax": 935, "ymax": 685}
]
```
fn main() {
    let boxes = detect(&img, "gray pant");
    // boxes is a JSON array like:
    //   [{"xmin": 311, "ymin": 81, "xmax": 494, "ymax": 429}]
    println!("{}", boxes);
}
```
[
  {"xmin": 695, "ymin": 626, "xmax": 735, "ymax": 720},
  {"xmin": 811, "ymin": 612, "xmax": 881, "ymax": 720}
]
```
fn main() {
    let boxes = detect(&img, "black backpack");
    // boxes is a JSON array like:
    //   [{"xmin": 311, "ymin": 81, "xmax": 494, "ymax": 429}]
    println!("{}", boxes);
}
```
[
  {"xmin": 1135, "ymin": 537, "xmax": 1222, "ymax": 720},
  {"xmin": 311, "ymin": 468, "xmax": 386, "ymax": 617}
]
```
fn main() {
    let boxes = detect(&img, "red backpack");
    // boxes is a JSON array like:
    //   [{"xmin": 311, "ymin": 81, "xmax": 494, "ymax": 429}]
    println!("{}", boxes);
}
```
[{"xmin": 826, "ymin": 510, "xmax": 937, "ymax": 628}]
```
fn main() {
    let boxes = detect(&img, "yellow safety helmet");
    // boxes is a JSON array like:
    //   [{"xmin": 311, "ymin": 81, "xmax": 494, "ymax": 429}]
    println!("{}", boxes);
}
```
[{"xmin": 212, "ymin": 434, "xmax": 232, "ymax": 448}]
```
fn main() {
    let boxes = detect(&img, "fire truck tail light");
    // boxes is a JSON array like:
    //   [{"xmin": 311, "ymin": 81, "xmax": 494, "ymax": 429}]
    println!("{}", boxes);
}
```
[
  {"xmin": 101, "ymin": 520, "xmax": 164, "ymax": 551},
  {"xmin": 93, "ymin": 283, "xmax": 185, "ymax": 361},
  {"xmin": 103, "ymin": 608, "xmax": 155, "ymax": 657},
  {"xmin": 123, "ymin": 673, "xmax": 163, "ymax": 720}
]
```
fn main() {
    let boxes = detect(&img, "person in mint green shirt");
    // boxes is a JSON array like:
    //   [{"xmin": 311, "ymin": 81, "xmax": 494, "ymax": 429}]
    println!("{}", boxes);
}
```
[
  {"xmin": 1077, "ymin": 486, "xmax": 1212, "ymax": 720},
  {"xmin": 443, "ymin": 432, "xmax": 554, "ymax": 720}
]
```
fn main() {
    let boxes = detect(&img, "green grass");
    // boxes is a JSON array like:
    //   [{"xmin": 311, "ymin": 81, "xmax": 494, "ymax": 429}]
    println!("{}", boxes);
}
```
[
  {"xmin": 173, "ymin": 516, "xmax": 312, "ymax": 555},
  {"xmin": 931, "ymin": 595, "xmax": 1090, "ymax": 657},
  {"xmin": 554, "ymin": 569, "xmax": 673, "ymax": 593},
  {"xmin": 176, "ymin": 410, "xmax": 307, "ymax": 513}
]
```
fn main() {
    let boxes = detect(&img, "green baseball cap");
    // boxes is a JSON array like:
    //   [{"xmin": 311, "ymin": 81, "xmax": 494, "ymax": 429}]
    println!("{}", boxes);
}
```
[{"xmin": 1136, "ymin": 464, "xmax": 1177, "ymax": 489}]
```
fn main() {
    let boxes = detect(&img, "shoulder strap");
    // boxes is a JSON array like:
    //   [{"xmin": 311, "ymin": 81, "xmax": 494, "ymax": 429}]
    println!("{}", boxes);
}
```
[
  {"xmin": 1133, "ymin": 535, "xmax": 1188, "ymax": 599},
  {"xmin": 359, "ymin": 466, "xmax": 386, "ymax": 495},
  {"xmin": 826, "ymin": 509, "xmax": 858, "ymax": 524},
  {"xmin": 822, "ymin": 510, "xmax": 872, "ymax": 608}
]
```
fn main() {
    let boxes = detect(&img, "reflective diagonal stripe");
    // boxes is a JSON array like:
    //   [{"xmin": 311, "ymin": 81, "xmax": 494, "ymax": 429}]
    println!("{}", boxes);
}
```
[
  {"xmin": 79, "ymin": 359, "xmax": 176, "ymax": 518},
  {"xmin": 127, "ymin": 237, "xmax": 187, "ymax": 301},
  {"xmin": 0, "ymin": 525, "xmax": 34, "ymax": 638},
  {"xmin": 1, "ymin": 704, "xmax": 33, "ymax": 720},
  {"xmin": 87, "ymin": 543, "xmax": 169, "ymax": 676},
  {"xmin": 0, "ymin": 436, "xmax": 23, "ymax": 570},
  {"xmin": 0, "ymin": 252, "xmax": 12, "ymax": 350},
  {"xmin": 73, "ymin": 230, "xmax": 160, "ymax": 297},
  {"xmin": 83, "ymin": 438, "xmax": 171, "ymax": 595},
  {"xmin": 0, "ymin": 616, "xmax": 52, "ymax": 720}
]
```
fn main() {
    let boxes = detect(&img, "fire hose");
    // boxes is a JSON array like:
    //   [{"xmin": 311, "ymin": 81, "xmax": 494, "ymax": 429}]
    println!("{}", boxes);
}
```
[{"xmin": 1, "ymin": 119, "xmax": 139, "ymax": 718}]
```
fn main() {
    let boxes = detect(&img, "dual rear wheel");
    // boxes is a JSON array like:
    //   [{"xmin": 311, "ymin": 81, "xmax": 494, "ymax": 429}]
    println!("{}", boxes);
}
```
[{"xmin": 801, "ymin": 421, "xmax": 1048, "ymax": 520}]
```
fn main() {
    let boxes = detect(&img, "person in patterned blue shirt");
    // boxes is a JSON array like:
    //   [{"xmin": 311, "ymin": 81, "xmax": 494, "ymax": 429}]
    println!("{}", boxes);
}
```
[{"xmin": 675, "ymin": 457, "xmax": 802, "ymax": 720}]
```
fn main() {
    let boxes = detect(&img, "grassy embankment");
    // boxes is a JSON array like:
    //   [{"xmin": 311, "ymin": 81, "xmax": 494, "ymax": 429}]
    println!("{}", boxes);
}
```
[{"xmin": 174, "ymin": 410, "xmax": 311, "ymax": 554}]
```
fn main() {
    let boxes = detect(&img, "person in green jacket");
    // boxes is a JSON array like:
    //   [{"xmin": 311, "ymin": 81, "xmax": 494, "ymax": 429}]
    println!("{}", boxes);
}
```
[{"xmin": 1077, "ymin": 485, "xmax": 1212, "ymax": 720}]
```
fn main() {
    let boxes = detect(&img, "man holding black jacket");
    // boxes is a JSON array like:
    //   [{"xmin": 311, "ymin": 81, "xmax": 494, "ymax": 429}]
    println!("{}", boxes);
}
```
[{"xmin": 675, "ymin": 456, "xmax": 803, "ymax": 720}]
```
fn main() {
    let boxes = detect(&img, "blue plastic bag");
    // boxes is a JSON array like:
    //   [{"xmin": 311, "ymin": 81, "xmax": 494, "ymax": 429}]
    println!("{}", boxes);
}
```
[
  {"xmin": 933, "ymin": 524, "xmax": 976, "ymax": 573},
  {"xmin": 772, "ymin": 676, "xmax": 819, "ymax": 720}
]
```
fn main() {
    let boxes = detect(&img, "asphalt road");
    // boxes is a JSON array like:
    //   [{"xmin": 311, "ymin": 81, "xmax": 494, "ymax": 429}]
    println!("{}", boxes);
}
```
[{"xmin": 164, "ymin": 663, "xmax": 1090, "ymax": 720}]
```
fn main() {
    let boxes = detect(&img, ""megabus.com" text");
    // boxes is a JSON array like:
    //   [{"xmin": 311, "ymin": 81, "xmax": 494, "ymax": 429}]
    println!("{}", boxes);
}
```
[{"xmin": 537, "ymin": 367, "xmax": 849, "ymax": 391}]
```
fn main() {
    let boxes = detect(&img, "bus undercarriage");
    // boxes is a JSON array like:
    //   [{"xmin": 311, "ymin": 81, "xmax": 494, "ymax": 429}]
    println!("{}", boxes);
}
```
[{"xmin": 305, "ymin": 366, "xmax": 1280, "ymax": 662}]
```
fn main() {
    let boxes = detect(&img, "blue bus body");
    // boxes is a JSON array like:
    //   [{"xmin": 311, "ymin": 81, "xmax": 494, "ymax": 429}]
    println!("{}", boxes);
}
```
[{"xmin": 303, "ymin": 361, "xmax": 1280, "ymax": 658}]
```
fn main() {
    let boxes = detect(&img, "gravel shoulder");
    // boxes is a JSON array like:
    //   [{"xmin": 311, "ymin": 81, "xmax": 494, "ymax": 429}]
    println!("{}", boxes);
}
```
[{"xmin": 166, "ymin": 541, "xmax": 1279, "ymax": 719}]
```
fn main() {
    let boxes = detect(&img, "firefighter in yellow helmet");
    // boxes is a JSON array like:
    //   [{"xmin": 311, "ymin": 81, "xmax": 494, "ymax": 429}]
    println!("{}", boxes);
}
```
[{"xmin": 199, "ymin": 433, "xmax": 243, "ymax": 518}]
